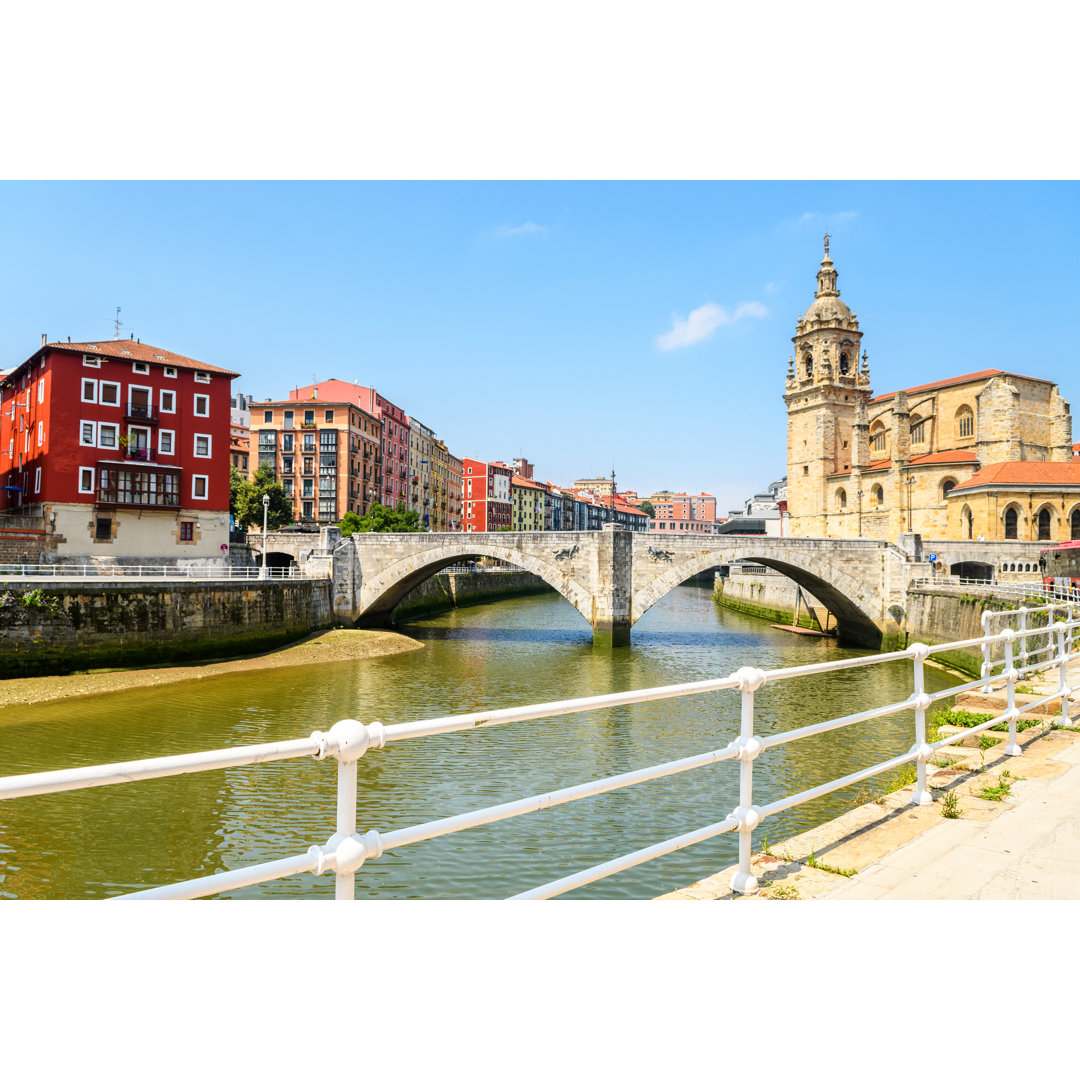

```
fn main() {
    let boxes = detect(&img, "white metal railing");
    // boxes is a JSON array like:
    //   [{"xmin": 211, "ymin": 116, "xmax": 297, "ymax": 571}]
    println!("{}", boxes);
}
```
[
  {"xmin": 436, "ymin": 563, "xmax": 522, "ymax": 575},
  {"xmin": 0, "ymin": 563, "xmax": 301, "ymax": 582},
  {"xmin": 909, "ymin": 577, "xmax": 1078, "ymax": 603},
  {"xmin": 1, "ymin": 602, "xmax": 1076, "ymax": 901}
]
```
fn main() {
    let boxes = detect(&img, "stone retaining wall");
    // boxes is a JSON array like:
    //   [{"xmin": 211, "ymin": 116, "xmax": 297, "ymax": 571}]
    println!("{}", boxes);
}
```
[
  {"xmin": 713, "ymin": 573, "xmax": 831, "ymax": 632},
  {"xmin": 393, "ymin": 570, "xmax": 553, "ymax": 622},
  {"xmin": 0, "ymin": 579, "xmax": 334, "ymax": 678}
]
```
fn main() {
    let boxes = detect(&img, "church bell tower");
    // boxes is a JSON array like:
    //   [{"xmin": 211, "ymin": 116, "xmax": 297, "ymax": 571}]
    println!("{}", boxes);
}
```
[{"xmin": 784, "ymin": 236, "xmax": 871, "ymax": 536}]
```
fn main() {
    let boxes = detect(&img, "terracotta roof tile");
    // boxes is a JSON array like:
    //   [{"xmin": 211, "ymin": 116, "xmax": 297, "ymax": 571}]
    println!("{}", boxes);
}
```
[
  {"xmin": 869, "ymin": 369, "xmax": 1053, "ymax": 404},
  {"xmin": 952, "ymin": 461, "xmax": 1080, "ymax": 491},
  {"xmin": 44, "ymin": 339, "xmax": 239, "ymax": 377}
]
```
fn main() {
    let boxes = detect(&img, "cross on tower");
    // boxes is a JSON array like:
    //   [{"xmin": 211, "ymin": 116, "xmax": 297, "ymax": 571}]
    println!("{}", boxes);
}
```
[{"xmin": 823, "ymin": 231, "xmax": 830, "ymax": 256}]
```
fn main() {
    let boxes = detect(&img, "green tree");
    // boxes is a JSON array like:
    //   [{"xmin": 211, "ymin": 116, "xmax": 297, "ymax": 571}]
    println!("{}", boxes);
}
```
[
  {"xmin": 233, "ymin": 464, "xmax": 293, "ymax": 530},
  {"xmin": 639, "ymin": 500, "xmax": 656, "ymax": 518},
  {"xmin": 337, "ymin": 503, "xmax": 425, "ymax": 534}
]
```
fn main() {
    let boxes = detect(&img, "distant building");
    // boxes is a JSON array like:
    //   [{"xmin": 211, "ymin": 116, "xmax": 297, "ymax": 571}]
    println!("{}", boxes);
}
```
[
  {"xmin": 574, "ymin": 475, "xmax": 614, "ymax": 497},
  {"xmin": 0, "ymin": 338, "xmax": 237, "ymax": 558},
  {"xmin": 230, "ymin": 393, "xmax": 251, "ymax": 474},
  {"xmin": 512, "ymin": 474, "xmax": 546, "ymax": 531},
  {"xmin": 462, "ymin": 458, "xmax": 513, "ymax": 531}
]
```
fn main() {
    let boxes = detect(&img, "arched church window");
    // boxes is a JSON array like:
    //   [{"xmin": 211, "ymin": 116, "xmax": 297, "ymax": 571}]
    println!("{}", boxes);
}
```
[
  {"xmin": 1072, "ymin": 508, "xmax": 1080, "ymax": 540},
  {"xmin": 836, "ymin": 488, "xmax": 847, "ymax": 509},
  {"xmin": 910, "ymin": 415, "xmax": 926, "ymax": 445},
  {"xmin": 1005, "ymin": 507, "xmax": 1018, "ymax": 539},
  {"xmin": 804, "ymin": 353, "xmax": 813, "ymax": 379},
  {"xmin": 941, "ymin": 478, "xmax": 956, "ymax": 500},
  {"xmin": 1038, "ymin": 507, "xmax": 1052, "ymax": 541},
  {"xmin": 963, "ymin": 505, "xmax": 973, "ymax": 539},
  {"xmin": 872, "ymin": 484, "xmax": 884, "ymax": 507},
  {"xmin": 870, "ymin": 422, "xmax": 887, "ymax": 454},
  {"xmin": 956, "ymin": 405, "xmax": 974, "ymax": 439},
  {"xmin": 839, "ymin": 352, "xmax": 850, "ymax": 375}
]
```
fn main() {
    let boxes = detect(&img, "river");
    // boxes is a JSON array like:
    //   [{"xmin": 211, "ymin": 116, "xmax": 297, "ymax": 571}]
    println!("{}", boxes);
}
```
[{"xmin": 0, "ymin": 583, "xmax": 962, "ymax": 900}]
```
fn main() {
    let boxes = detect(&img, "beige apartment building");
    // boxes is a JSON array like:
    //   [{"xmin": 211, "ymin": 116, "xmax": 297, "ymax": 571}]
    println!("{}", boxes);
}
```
[
  {"xmin": 784, "ymin": 239, "xmax": 1078, "ymax": 542},
  {"xmin": 253, "ymin": 398, "xmax": 382, "ymax": 523}
]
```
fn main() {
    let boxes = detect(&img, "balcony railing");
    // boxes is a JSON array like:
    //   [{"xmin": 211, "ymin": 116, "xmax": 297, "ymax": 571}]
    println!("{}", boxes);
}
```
[
  {"xmin": 123, "ymin": 447, "xmax": 156, "ymax": 463},
  {"xmin": 125, "ymin": 405, "xmax": 159, "ymax": 425}
]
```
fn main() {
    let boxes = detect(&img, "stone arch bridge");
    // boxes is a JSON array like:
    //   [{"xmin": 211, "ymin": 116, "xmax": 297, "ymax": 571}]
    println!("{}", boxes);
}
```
[{"xmin": 302, "ymin": 526, "xmax": 1038, "ymax": 648}]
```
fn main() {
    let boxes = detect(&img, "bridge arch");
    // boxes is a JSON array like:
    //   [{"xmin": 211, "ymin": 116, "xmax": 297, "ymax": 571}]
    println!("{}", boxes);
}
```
[
  {"xmin": 631, "ymin": 544, "xmax": 883, "ymax": 647},
  {"xmin": 354, "ymin": 540, "xmax": 594, "ymax": 626}
]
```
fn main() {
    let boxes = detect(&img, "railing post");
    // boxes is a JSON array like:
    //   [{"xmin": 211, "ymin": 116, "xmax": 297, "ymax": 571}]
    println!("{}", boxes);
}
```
[
  {"xmin": 1003, "ymin": 628, "xmax": 1022, "ymax": 757},
  {"xmin": 908, "ymin": 643, "xmax": 934, "ymax": 805},
  {"xmin": 1018, "ymin": 607, "xmax": 1028, "ymax": 674},
  {"xmin": 730, "ymin": 667, "xmax": 766, "ymax": 896},
  {"xmin": 334, "ymin": 755, "xmax": 359, "ymax": 900},
  {"xmin": 1057, "ymin": 611, "xmax": 1074, "ymax": 728},
  {"xmin": 980, "ymin": 609, "xmax": 992, "ymax": 681}
]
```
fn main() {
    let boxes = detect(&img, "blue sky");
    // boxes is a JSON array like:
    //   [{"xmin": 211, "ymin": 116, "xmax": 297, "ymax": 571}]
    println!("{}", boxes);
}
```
[{"xmin": 2, "ymin": 181, "xmax": 1077, "ymax": 512}]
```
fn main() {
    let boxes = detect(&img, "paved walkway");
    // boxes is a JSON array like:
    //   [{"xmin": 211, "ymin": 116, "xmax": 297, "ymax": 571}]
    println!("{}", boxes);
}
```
[{"xmin": 660, "ymin": 678, "xmax": 1080, "ymax": 902}]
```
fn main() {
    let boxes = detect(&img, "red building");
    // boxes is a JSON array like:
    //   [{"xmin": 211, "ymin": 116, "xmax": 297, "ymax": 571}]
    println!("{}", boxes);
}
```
[
  {"xmin": 0, "ymin": 338, "xmax": 237, "ymax": 558},
  {"xmin": 462, "ymin": 458, "xmax": 513, "ymax": 531},
  {"xmin": 289, "ymin": 380, "xmax": 410, "ymax": 510}
]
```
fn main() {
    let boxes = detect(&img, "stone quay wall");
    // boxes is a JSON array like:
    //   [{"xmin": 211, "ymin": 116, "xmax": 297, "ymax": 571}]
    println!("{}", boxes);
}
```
[
  {"xmin": 393, "ymin": 570, "xmax": 554, "ymax": 622},
  {"xmin": 713, "ymin": 572, "xmax": 831, "ymax": 632},
  {"xmin": 0, "ymin": 579, "xmax": 334, "ymax": 678}
]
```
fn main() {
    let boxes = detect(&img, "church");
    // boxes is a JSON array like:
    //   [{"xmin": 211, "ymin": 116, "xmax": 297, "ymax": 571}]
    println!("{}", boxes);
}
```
[{"xmin": 784, "ymin": 239, "xmax": 1080, "ymax": 543}]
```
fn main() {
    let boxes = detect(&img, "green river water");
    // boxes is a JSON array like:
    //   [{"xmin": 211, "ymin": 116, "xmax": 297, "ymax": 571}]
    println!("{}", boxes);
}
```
[{"xmin": 0, "ymin": 583, "xmax": 962, "ymax": 900}]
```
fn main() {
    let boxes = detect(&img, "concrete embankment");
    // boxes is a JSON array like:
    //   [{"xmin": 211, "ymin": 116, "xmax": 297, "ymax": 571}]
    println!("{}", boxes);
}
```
[
  {"xmin": 714, "ymin": 573, "xmax": 832, "ymax": 632},
  {"xmin": 393, "ymin": 570, "xmax": 554, "ymax": 623}
]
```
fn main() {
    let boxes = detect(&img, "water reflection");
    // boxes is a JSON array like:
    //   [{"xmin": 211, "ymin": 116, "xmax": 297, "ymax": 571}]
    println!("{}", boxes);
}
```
[{"xmin": 0, "ymin": 584, "xmax": 961, "ymax": 900}]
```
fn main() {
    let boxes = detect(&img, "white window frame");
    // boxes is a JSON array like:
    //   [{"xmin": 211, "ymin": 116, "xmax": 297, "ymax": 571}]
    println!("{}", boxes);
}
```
[
  {"xmin": 193, "ymin": 433, "xmax": 212, "ymax": 458},
  {"xmin": 37, "ymin": 420, "xmax": 43, "ymax": 446},
  {"xmin": 81, "ymin": 378, "xmax": 98, "ymax": 404},
  {"xmin": 160, "ymin": 389, "xmax": 176, "ymax": 413},
  {"xmin": 78, "ymin": 467, "xmax": 94, "ymax": 494},
  {"xmin": 192, "ymin": 474, "xmax": 209, "ymax": 500},
  {"xmin": 158, "ymin": 429, "xmax": 175, "ymax": 456},
  {"xmin": 132, "ymin": 361, "xmax": 150, "ymax": 375},
  {"xmin": 99, "ymin": 381, "xmax": 121, "ymax": 407},
  {"xmin": 128, "ymin": 383, "xmax": 153, "ymax": 412},
  {"xmin": 193, "ymin": 393, "xmax": 209, "ymax": 417},
  {"xmin": 97, "ymin": 422, "xmax": 120, "ymax": 451},
  {"xmin": 79, "ymin": 421, "xmax": 96, "ymax": 447},
  {"xmin": 194, "ymin": 371, "xmax": 210, "ymax": 383},
  {"xmin": 82, "ymin": 355, "xmax": 101, "ymax": 368},
  {"xmin": 163, "ymin": 366, "xmax": 178, "ymax": 379},
  {"xmin": 37, "ymin": 379, "xmax": 44, "ymax": 404},
  {"xmin": 33, "ymin": 467, "xmax": 41, "ymax": 493}
]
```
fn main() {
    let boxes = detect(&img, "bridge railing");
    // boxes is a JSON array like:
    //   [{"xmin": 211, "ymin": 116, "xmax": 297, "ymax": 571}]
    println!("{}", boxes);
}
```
[
  {"xmin": 1, "ymin": 602, "xmax": 1077, "ymax": 901},
  {"xmin": 0, "ymin": 563, "xmax": 301, "ymax": 583},
  {"xmin": 909, "ymin": 577, "xmax": 1076, "ymax": 604}
]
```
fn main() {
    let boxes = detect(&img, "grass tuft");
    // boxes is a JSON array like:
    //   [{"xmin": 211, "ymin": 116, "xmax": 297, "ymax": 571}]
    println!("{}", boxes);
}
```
[{"xmin": 807, "ymin": 849, "xmax": 857, "ymax": 877}]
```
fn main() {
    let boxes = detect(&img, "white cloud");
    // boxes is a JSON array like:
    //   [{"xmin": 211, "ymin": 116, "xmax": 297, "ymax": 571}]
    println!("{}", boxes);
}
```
[
  {"xmin": 655, "ymin": 300, "xmax": 768, "ymax": 351},
  {"xmin": 775, "ymin": 209, "xmax": 859, "ymax": 233},
  {"xmin": 764, "ymin": 280, "xmax": 779, "ymax": 295},
  {"xmin": 494, "ymin": 221, "xmax": 548, "ymax": 239}
]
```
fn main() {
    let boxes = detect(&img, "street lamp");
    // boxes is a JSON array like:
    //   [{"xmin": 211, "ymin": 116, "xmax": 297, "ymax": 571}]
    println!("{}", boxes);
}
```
[{"xmin": 261, "ymin": 493, "xmax": 270, "ymax": 579}]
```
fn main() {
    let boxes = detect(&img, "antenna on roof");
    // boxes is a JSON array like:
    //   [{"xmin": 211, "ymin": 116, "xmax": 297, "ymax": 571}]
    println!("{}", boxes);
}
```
[{"xmin": 114, "ymin": 307, "xmax": 123, "ymax": 340}]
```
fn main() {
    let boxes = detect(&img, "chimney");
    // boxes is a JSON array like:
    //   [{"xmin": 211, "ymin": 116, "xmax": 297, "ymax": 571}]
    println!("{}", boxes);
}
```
[
  {"xmin": 40, "ymin": 333, "xmax": 46, "ymax": 347},
  {"xmin": 130, "ymin": 332, "xmax": 133, "ymax": 340}
]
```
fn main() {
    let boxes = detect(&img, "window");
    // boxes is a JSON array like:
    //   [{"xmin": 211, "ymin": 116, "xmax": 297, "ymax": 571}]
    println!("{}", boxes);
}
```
[
  {"xmin": 33, "ymin": 467, "xmax": 40, "ymax": 493},
  {"xmin": 941, "ymin": 479, "xmax": 956, "ymax": 500},
  {"xmin": 281, "ymin": 456, "xmax": 293, "ymax": 474},
  {"xmin": 956, "ymin": 406, "xmax": 974, "ymax": 439},
  {"xmin": 159, "ymin": 430, "xmax": 174, "ymax": 455},
  {"xmin": 194, "ymin": 434, "xmax": 211, "ymax": 457},
  {"xmin": 1072, "ymin": 509, "xmax": 1080, "ymax": 541},
  {"xmin": 83, "ymin": 355, "xmax": 101, "ymax": 368},
  {"xmin": 870, "ymin": 422, "xmax": 887, "ymax": 454},
  {"xmin": 1005, "ymin": 507, "xmax": 1018, "ymax": 539},
  {"xmin": 282, "ymin": 433, "xmax": 294, "ymax": 452},
  {"xmin": 873, "ymin": 484, "xmax": 884, "ymax": 507},
  {"xmin": 836, "ymin": 488, "xmax": 847, "ymax": 509},
  {"xmin": 194, "ymin": 394, "xmax": 209, "ymax": 417},
  {"xmin": 100, "ymin": 382, "xmax": 120, "ymax": 406},
  {"xmin": 80, "ymin": 421, "xmax": 97, "ymax": 446},
  {"xmin": 194, "ymin": 372, "xmax": 210, "ymax": 383},
  {"xmin": 910, "ymin": 416, "xmax": 926, "ymax": 444},
  {"xmin": 160, "ymin": 390, "xmax": 176, "ymax": 413},
  {"xmin": 133, "ymin": 361, "xmax": 149, "ymax": 374},
  {"xmin": 264, "ymin": 410, "xmax": 273, "ymax": 423},
  {"xmin": 164, "ymin": 366, "xmax": 178, "ymax": 379},
  {"xmin": 82, "ymin": 378, "xmax": 97, "ymax": 403},
  {"xmin": 804, "ymin": 353, "xmax": 813, "ymax": 379},
  {"xmin": 304, "ymin": 410, "xmax": 315, "ymax": 425},
  {"xmin": 283, "ymin": 478, "xmax": 293, "ymax": 497},
  {"xmin": 37, "ymin": 379, "xmax": 44, "ymax": 404},
  {"xmin": 95, "ymin": 517, "xmax": 112, "ymax": 541},
  {"xmin": 303, "ymin": 433, "xmax": 315, "ymax": 452},
  {"xmin": 302, "ymin": 501, "xmax": 314, "ymax": 519},
  {"xmin": 325, "ymin": 410, "xmax": 334, "ymax": 423},
  {"xmin": 283, "ymin": 410, "xmax": 294, "ymax": 428},
  {"xmin": 98, "ymin": 422, "xmax": 119, "ymax": 450},
  {"xmin": 37, "ymin": 421, "xmax": 43, "ymax": 446},
  {"xmin": 179, "ymin": 521, "xmax": 195, "ymax": 542},
  {"xmin": 303, "ymin": 478, "xmax": 314, "ymax": 498},
  {"xmin": 192, "ymin": 475, "xmax": 208, "ymax": 499},
  {"xmin": 78, "ymin": 467, "xmax": 94, "ymax": 494},
  {"xmin": 1038, "ymin": 507, "xmax": 1052, "ymax": 541}
]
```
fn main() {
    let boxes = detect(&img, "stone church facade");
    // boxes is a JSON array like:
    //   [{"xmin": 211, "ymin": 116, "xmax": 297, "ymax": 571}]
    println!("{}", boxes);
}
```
[{"xmin": 785, "ymin": 239, "xmax": 1080, "ymax": 543}]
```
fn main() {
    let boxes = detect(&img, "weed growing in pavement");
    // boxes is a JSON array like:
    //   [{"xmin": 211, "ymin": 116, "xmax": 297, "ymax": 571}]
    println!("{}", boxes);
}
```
[
  {"xmin": 807, "ymin": 849, "xmax": 857, "ymax": 877},
  {"xmin": 940, "ymin": 790, "xmax": 963, "ymax": 818}
]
